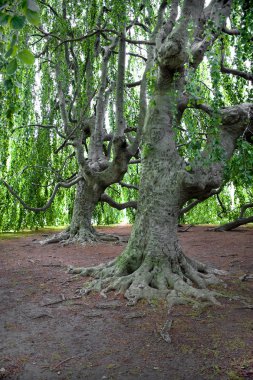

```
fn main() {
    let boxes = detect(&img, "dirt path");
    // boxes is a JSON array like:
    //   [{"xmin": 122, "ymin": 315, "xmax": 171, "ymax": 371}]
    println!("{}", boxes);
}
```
[{"xmin": 0, "ymin": 225, "xmax": 253, "ymax": 380}]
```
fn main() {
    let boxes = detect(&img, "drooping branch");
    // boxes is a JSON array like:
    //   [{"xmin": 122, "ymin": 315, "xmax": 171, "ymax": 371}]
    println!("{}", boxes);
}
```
[
  {"xmin": 13, "ymin": 124, "xmax": 66, "ymax": 139},
  {"xmin": 115, "ymin": 27, "xmax": 126, "ymax": 138},
  {"xmin": 55, "ymin": 62, "xmax": 70, "ymax": 135},
  {"xmin": 100, "ymin": 193, "xmax": 137, "ymax": 210},
  {"xmin": 221, "ymin": 50, "xmax": 253, "ymax": 82},
  {"xmin": 0, "ymin": 176, "xmax": 82, "ymax": 212}
]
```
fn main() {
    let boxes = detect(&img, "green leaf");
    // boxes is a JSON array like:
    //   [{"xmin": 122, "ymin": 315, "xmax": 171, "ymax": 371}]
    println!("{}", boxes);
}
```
[
  {"xmin": 26, "ymin": 0, "xmax": 40, "ymax": 13},
  {"xmin": 0, "ymin": 13, "xmax": 9, "ymax": 26},
  {"xmin": 25, "ymin": 9, "xmax": 40, "ymax": 26},
  {"xmin": 4, "ymin": 78, "xmax": 13, "ymax": 90},
  {"xmin": 17, "ymin": 48, "xmax": 35, "ymax": 65},
  {"xmin": 10, "ymin": 34, "xmax": 17, "ymax": 48},
  {"xmin": 6, "ymin": 58, "xmax": 17, "ymax": 75},
  {"xmin": 5, "ymin": 46, "xmax": 13, "ymax": 58},
  {"xmin": 10, "ymin": 15, "xmax": 26, "ymax": 30}
]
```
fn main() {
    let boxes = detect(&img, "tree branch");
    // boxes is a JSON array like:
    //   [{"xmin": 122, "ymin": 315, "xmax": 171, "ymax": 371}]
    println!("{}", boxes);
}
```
[
  {"xmin": 221, "ymin": 50, "xmax": 253, "ymax": 82},
  {"xmin": 100, "ymin": 193, "xmax": 137, "ymax": 210},
  {"xmin": 119, "ymin": 182, "xmax": 139, "ymax": 191},
  {"xmin": 0, "ymin": 176, "xmax": 82, "ymax": 212}
]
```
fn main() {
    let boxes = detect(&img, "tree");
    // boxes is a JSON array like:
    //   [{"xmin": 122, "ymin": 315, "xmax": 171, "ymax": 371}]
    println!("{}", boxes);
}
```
[
  {"xmin": 70, "ymin": 0, "xmax": 253, "ymax": 305},
  {"xmin": 1, "ymin": 1, "xmax": 146, "ymax": 240}
]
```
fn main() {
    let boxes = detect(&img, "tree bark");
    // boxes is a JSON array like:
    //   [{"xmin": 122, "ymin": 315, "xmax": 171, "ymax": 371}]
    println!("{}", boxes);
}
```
[
  {"xmin": 69, "ymin": 92, "xmax": 223, "ymax": 305},
  {"xmin": 68, "ymin": 179, "xmax": 103, "ymax": 242},
  {"xmin": 41, "ymin": 178, "xmax": 105, "ymax": 245}
]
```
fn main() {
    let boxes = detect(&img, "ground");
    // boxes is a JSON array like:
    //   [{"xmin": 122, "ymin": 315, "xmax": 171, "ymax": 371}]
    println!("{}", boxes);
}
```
[{"xmin": 0, "ymin": 225, "xmax": 253, "ymax": 380}]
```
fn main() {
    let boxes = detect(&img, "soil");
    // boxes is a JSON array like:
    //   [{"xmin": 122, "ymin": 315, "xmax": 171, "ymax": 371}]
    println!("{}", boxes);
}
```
[{"xmin": 0, "ymin": 225, "xmax": 253, "ymax": 380}]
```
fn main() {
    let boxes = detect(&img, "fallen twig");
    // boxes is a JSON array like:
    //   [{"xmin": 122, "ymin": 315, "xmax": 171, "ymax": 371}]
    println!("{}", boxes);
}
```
[
  {"xmin": 42, "ymin": 263, "xmax": 62, "ymax": 267},
  {"xmin": 178, "ymin": 224, "xmax": 193, "ymax": 233},
  {"xmin": 50, "ymin": 356, "xmax": 79, "ymax": 371}
]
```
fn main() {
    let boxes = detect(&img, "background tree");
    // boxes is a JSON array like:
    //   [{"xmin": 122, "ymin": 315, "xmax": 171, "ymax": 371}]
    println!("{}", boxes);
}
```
[
  {"xmin": 70, "ymin": 0, "xmax": 253, "ymax": 305},
  {"xmin": 0, "ymin": 0, "xmax": 153, "ymax": 240}
]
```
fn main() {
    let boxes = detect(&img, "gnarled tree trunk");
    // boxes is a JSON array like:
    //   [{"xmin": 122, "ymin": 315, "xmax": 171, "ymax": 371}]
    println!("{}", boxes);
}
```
[
  {"xmin": 69, "ymin": 0, "xmax": 253, "ymax": 305},
  {"xmin": 41, "ymin": 178, "xmax": 104, "ymax": 245},
  {"xmin": 69, "ymin": 93, "xmax": 224, "ymax": 304},
  {"xmin": 68, "ymin": 179, "xmax": 103, "ymax": 242}
]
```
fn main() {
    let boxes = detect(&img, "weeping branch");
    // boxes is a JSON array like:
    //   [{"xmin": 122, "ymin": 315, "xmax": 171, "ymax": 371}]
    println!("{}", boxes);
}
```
[
  {"xmin": 100, "ymin": 193, "xmax": 137, "ymax": 210},
  {"xmin": 115, "ymin": 26, "xmax": 126, "ymax": 138},
  {"xmin": 0, "ymin": 176, "xmax": 82, "ymax": 212},
  {"xmin": 119, "ymin": 182, "xmax": 139, "ymax": 191}
]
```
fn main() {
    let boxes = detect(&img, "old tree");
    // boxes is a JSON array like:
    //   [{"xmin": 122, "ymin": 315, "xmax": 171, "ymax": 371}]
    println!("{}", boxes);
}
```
[
  {"xmin": 1, "ymin": 0, "xmax": 252, "ymax": 304},
  {"xmin": 70, "ymin": 0, "xmax": 253, "ymax": 305}
]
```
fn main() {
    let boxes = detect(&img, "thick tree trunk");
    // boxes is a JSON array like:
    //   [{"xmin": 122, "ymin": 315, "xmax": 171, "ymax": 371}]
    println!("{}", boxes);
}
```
[
  {"xmin": 69, "ymin": 93, "xmax": 223, "ymax": 304},
  {"xmin": 41, "ymin": 178, "xmax": 105, "ymax": 245},
  {"xmin": 68, "ymin": 179, "xmax": 102, "ymax": 242}
]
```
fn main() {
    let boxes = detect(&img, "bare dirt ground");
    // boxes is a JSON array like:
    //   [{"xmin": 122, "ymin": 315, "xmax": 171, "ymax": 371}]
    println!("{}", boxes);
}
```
[{"xmin": 0, "ymin": 225, "xmax": 253, "ymax": 380}]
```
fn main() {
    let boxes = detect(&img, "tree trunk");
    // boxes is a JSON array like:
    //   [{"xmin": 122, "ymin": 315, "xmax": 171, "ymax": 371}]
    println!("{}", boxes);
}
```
[
  {"xmin": 41, "ymin": 178, "xmax": 104, "ymax": 245},
  {"xmin": 69, "ymin": 93, "xmax": 223, "ymax": 304},
  {"xmin": 68, "ymin": 179, "xmax": 102, "ymax": 242}
]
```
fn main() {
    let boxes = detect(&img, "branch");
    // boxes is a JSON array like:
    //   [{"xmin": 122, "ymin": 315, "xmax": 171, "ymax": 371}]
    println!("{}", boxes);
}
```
[
  {"xmin": 221, "ymin": 51, "xmax": 253, "ymax": 82},
  {"xmin": 239, "ymin": 202, "xmax": 253, "ymax": 218},
  {"xmin": 127, "ymin": 52, "xmax": 147, "ymax": 62},
  {"xmin": 126, "ymin": 80, "xmax": 142, "ymax": 88},
  {"xmin": 13, "ymin": 124, "xmax": 65, "ymax": 139},
  {"xmin": 222, "ymin": 26, "xmax": 240, "ymax": 36},
  {"xmin": 215, "ymin": 215, "xmax": 253, "ymax": 231},
  {"xmin": 56, "ymin": 28, "xmax": 120, "ymax": 49},
  {"xmin": 119, "ymin": 181, "xmax": 139, "ymax": 191},
  {"xmin": 115, "ymin": 26, "xmax": 126, "ymax": 137},
  {"xmin": 180, "ymin": 188, "xmax": 221, "ymax": 215},
  {"xmin": 0, "ymin": 176, "xmax": 82, "ymax": 212},
  {"xmin": 124, "ymin": 38, "xmax": 155, "ymax": 46},
  {"xmin": 100, "ymin": 193, "xmax": 137, "ymax": 210},
  {"xmin": 38, "ymin": 1, "xmax": 59, "ymax": 17}
]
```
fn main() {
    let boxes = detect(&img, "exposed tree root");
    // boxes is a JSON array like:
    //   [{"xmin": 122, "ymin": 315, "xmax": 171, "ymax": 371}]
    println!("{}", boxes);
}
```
[
  {"xmin": 40, "ymin": 228, "xmax": 121, "ymax": 245},
  {"xmin": 68, "ymin": 252, "xmax": 226, "ymax": 306}
]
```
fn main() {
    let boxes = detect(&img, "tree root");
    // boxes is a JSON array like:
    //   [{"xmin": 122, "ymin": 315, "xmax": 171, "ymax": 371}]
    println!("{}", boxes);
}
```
[
  {"xmin": 68, "ymin": 254, "xmax": 226, "ymax": 306},
  {"xmin": 40, "ymin": 229, "xmax": 121, "ymax": 245}
]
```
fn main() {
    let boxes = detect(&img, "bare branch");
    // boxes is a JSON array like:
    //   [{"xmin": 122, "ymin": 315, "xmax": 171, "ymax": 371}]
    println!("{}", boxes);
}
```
[
  {"xmin": 239, "ymin": 202, "xmax": 253, "ymax": 218},
  {"xmin": 126, "ymin": 80, "xmax": 142, "ymax": 88},
  {"xmin": 115, "ymin": 27, "xmax": 126, "ymax": 137},
  {"xmin": 221, "ymin": 50, "xmax": 253, "ymax": 82},
  {"xmin": 127, "ymin": 52, "xmax": 147, "ymax": 62},
  {"xmin": 38, "ymin": 1, "xmax": 59, "ymax": 17},
  {"xmin": 101, "ymin": 193, "xmax": 137, "ymax": 210},
  {"xmin": 222, "ymin": 26, "xmax": 240, "ymax": 36},
  {"xmin": 124, "ymin": 38, "xmax": 155, "ymax": 46},
  {"xmin": 119, "ymin": 182, "xmax": 139, "ymax": 191},
  {"xmin": 180, "ymin": 188, "xmax": 221, "ymax": 215}
]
